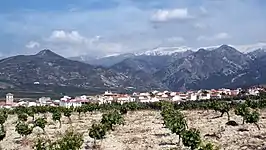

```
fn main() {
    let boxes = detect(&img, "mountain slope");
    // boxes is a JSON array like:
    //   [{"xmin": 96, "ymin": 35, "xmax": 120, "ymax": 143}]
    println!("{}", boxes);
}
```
[
  {"xmin": 154, "ymin": 45, "xmax": 253, "ymax": 91},
  {"xmin": 110, "ymin": 58, "xmax": 167, "ymax": 90},
  {"xmin": 0, "ymin": 50, "xmax": 165, "ymax": 93},
  {"xmin": 1, "ymin": 45, "xmax": 266, "ymax": 94}
]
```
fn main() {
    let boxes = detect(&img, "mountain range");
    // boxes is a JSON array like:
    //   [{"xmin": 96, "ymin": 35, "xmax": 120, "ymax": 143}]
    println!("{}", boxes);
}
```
[{"xmin": 0, "ymin": 44, "xmax": 266, "ymax": 96}]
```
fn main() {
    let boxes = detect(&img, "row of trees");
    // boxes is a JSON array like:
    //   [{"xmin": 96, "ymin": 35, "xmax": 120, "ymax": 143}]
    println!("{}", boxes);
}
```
[
  {"xmin": 0, "ymin": 98, "xmax": 264, "ymax": 149},
  {"xmin": 161, "ymin": 102, "xmax": 216, "ymax": 150}
]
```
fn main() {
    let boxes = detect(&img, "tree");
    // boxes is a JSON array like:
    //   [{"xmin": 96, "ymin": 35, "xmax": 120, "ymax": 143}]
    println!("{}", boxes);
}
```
[
  {"xmin": 63, "ymin": 108, "xmax": 72, "ymax": 123},
  {"xmin": 33, "ymin": 136, "xmax": 49, "ymax": 150},
  {"xmin": 212, "ymin": 102, "xmax": 231, "ymax": 121},
  {"xmin": 101, "ymin": 110, "xmax": 124, "ymax": 131},
  {"xmin": 76, "ymin": 106, "xmax": 83, "ymax": 120},
  {"xmin": 235, "ymin": 103, "xmax": 250, "ymax": 124},
  {"xmin": 15, "ymin": 122, "xmax": 33, "ymax": 138},
  {"xmin": 33, "ymin": 129, "xmax": 83, "ymax": 150},
  {"xmin": 34, "ymin": 118, "xmax": 47, "ymax": 132},
  {"xmin": 160, "ymin": 102, "xmax": 188, "ymax": 144},
  {"xmin": 199, "ymin": 143, "xmax": 217, "ymax": 150},
  {"xmin": 89, "ymin": 123, "xmax": 106, "ymax": 144},
  {"xmin": 182, "ymin": 128, "xmax": 201, "ymax": 150},
  {"xmin": 0, "ymin": 125, "xmax": 6, "ymax": 141},
  {"xmin": 0, "ymin": 112, "xmax": 8, "ymax": 126},
  {"xmin": 52, "ymin": 129, "xmax": 84, "ymax": 150},
  {"xmin": 52, "ymin": 110, "xmax": 62, "ymax": 128},
  {"xmin": 245, "ymin": 110, "xmax": 260, "ymax": 130},
  {"xmin": 81, "ymin": 105, "xmax": 87, "ymax": 116},
  {"xmin": 119, "ymin": 106, "xmax": 128, "ymax": 115},
  {"xmin": 26, "ymin": 107, "xmax": 35, "ymax": 121},
  {"xmin": 18, "ymin": 113, "xmax": 28, "ymax": 122}
]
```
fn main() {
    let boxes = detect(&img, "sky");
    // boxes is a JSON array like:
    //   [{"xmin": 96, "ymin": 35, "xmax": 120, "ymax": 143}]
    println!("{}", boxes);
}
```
[{"xmin": 0, "ymin": 0, "xmax": 266, "ymax": 57}]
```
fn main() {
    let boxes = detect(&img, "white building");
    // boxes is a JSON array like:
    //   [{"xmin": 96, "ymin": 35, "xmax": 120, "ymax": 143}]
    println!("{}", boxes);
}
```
[
  {"xmin": 6, "ymin": 93, "xmax": 14, "ymax": 105},
  {"xmin": 248, "ymin": 89, "xmax": 260, "ymax": 96},
  {"xmin": 38, "ymin": 97, "xmax": 51, "ymax": 105},
  {"xmin": 172, "ymin": 95, "xmax": 181, "ymax": 101},
  {"xmin": 60, "ymin": 99, "xmax": 82, "ymax": 108},
  {"xmin": 189, "ymin": 93, "xmax": 198, "ymax": 101},
  {"xmin": 117, "ymin": 95, "xmax": 135, "ymax": 104},
  {"xmin": 59, "ymin": 95, "xmax": 90, "ymax": 108},
  {"xmin": 199, "ymin": 93, "xmax": 211, "ymax": 100}
]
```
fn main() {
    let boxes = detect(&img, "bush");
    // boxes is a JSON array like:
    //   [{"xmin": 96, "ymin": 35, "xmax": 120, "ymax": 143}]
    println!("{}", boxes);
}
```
[
  {"xmin": 15, "ymin": 122, "xmax": 33, "ymax": 138},
  {"xmin": 101, "ymin": 110, "xmax": 124, "ymax": 130},
  {"xmin": 182, "ymin": 128, "xmax": 201, "ymax": 150},
  {"xmin": 0, "ymin": 112, "xmax": 8, "ymax": 126},
  {"xmin": 18, "ymin": 113, "xmax": 28, "ymax": 122},
  {"xmin": 34, "ymin": 118, "xmax": 47, "ymax": 132},
  {"xmin": 63, "ymin": 108, "xmax": 72, "ymax": 123},
  {"xmin": 52, "ymin": 110, "xmax": 62, "ymax": 128},
  {"xmin": 89, "ymin": 123, "xmax": 107, "ymax": 141},
  {"xmin": 0, "ymin": 125, "xmax": 6, "ymax": 141},
  {"xmin": 235, "ymin": 103, "xmax": 250, "ymax": 124},
  {"xmin": 33, "ymin": 129, "xmax": 83, "ymax": 150},
  {"xmin": 244, "ymin": 110, "xmax": 260, "ymax": 130}
]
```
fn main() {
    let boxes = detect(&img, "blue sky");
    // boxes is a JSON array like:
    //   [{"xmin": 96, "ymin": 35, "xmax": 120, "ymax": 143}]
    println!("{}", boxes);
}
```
[{"xmin": 0, "ymin": 0, "xmax": 266, "ymax": 57}]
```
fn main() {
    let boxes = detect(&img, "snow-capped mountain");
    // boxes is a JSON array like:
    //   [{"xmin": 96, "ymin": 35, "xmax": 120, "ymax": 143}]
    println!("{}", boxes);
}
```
[
  {"xmin": 233, "ymin": 42, "xmax": 266, "ymax": 53},
  {"xmin": 134, "ymin": 46, "xmax": 193, "ymax": 56},
  {"xmin": 69, "ymin": 43, "xmax": 266, "ymax": 67}
]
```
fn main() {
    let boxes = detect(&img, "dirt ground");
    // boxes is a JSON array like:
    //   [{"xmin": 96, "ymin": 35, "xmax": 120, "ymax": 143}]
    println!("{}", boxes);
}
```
[
  {"xmin": 0, "ymin": 112, "xmax": 102, "ymax": 150},
  {"xmin": 99, "ymin": 110, "xmax": 266, "ymax": 150},
  {"xmin": 1, "ymin": 109, "xmax": 266, "ymax": 150}
]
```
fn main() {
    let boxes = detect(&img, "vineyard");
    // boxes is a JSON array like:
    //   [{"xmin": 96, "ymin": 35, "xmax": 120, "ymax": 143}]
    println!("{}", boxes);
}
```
[{"xmin": 0, "ymin": 100, "xmax": 266, "ymax": 150}]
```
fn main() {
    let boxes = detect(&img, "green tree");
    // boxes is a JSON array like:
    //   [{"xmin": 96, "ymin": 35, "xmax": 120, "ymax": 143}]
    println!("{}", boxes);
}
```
[
  {"xmin": 18, "ymin": 113, "xmax": 28, "ymax": 122},
  {"xmin": 26, "ymin": 107, "xmax": 35, "ymax": 121},
  {"xmin": 34, "ymin": 118, "xmax": 47, "ymax": 132},
  {"xmin": 63, "ymin": 108, "xmax": 72, "ymax": 123},
  {"xmin": 0, "ymin": 112, "xmax": 8, "ymax": 126},
  {"xmin": 119, "ymin": 106, "xmax": 128, "ymax": 115},
  {"xmin": 0, "ymin": 125, "xmax": 6, "ymax": 141},
  {"xmin": 15, "ymin": 122, "xmax": 33, "ymax": 138},
  {"xmin": 235, "ymin": 103, "xmax": 250, "ymax": 124},
  {"xmin": 182, "ymin": 128, "xmax": 201, "ymax": 150},
  {"xmin": 89, "ymin": 123, "xmax": 107, "ymax": 144},
  {"xmin": 75, "ymin": 106, "xmax": 83, "ymax": 120},
  {"xmin": 101, "ymin": 110, "xmax": 124, "ymax": 131},
  {"xmin": 52, "ymin": 129, "xmax": 84, "ymax": 150},
  {"xmin": 212, "ymin": 102, "xmax": 231, "ymax": 121},
  {"xmin": 199, "ymin": 143, "xmax": 217, "ymax": 150},
  {"xmin": 245, "ymin": 110, "xmax": 260, "ymax": 130},
  {"xmin": 52, "ymin": 110, "xmax": 62, "ymax": 128},
  {"xmin": 33, "ymin": 129, "xmax": 83, "ymax": 150}
]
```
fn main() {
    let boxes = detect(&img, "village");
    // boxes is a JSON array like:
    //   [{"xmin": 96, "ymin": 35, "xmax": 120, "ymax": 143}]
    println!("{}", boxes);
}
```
[{"xmin": 0, "ymin": 87, "xmax": 263, "ymax": 109}]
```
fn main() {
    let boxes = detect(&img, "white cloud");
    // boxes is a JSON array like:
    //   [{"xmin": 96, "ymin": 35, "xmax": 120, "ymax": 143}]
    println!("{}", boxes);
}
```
[
  {"xmin": 36, "ymin": 30, "xmax": 127, "ymax": 57},
  {"xmin": 2, "ymin": 0, "xmax": 265, "ymax": 56},
  {"xmin": 151, "ymin": 8, "xmax": 193, "ymax": 22},
  {"xmin": 197, "ymin": 32, "xmax": 231, "ymax": 41},
  {"xmin": 48, "ymin": 30, "xmax": 86, "ymax": 43},
  {"xmin": 25, "ymin": 41, "xmax": 40, "ymax": 49}
]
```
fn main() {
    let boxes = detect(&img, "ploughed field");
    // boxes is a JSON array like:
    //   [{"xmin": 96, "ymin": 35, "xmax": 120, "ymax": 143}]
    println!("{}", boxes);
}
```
[{"xmin": 1, "ymin": 109, "xmax": 266, "ymax": 150}]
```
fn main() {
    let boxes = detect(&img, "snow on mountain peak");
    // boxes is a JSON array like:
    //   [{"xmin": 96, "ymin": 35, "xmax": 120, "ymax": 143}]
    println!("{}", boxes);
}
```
[
  {"xmin": 233, "ymin": 42, "xmax": 266, "ymax": 53},
  {"xmin": 135, "ymin": 46, "xmax": 192, "ymax": 56}
]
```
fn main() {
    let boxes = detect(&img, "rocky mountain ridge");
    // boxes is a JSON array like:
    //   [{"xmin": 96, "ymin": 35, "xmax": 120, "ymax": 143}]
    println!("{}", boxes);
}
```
[{"xmin": 0, "ymin": 45, "xmax": 266, "ymax": 94}]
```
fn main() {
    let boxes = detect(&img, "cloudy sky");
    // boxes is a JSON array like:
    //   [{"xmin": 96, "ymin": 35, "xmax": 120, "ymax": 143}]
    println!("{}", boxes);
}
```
[{"xmin": 0, "ymin": 0, "xmax": 266, "ymax": 57}]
